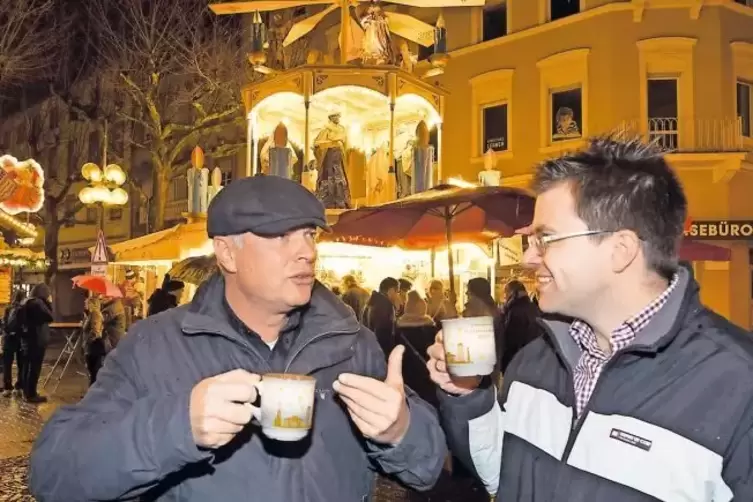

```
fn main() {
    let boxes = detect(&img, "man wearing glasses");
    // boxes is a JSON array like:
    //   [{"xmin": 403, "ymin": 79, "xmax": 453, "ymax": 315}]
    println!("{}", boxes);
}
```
[{"xmin": 428, "ymin": 136, "xmax": 753, "ymax": 501}]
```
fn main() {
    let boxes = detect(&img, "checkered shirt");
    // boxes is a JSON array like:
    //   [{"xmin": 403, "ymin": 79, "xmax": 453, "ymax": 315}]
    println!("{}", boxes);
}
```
[{"xmin": 569, "ymin": 273, "xmax": 679, "ymax": 417}]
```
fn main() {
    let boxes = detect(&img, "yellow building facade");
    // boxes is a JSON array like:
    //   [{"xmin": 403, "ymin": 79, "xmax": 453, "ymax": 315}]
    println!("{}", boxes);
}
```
[{"xmin": 432, "ymin": 0, "xmax": 753, "ymax": 327}]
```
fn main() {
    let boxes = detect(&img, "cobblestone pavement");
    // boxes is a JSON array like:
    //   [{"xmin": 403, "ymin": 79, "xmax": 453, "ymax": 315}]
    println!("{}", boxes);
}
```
[
  {"xmin": 0, "ymin": 454, "xmax": 487, "ymax": 502},
  {"xmin": 0, "ymin": 339, "xmax": 489, "ymax": 501}
]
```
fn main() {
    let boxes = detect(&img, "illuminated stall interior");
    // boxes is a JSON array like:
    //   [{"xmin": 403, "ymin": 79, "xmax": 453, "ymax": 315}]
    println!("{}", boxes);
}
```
[
  {"xmin": 243, "ymin": 66, "xmax": 447, "ymax": 207},
  {"xmin": 317, "ymin": 241, "xmax": 495, "ymax": 304}
]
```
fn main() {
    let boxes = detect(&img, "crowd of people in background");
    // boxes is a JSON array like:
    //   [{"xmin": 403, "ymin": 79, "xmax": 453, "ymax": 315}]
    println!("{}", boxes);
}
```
[
  {"xmin": 0, "ymin": 271, "xmax": 183, "ymax": 399},
  {"xmin": 335, "ymin": 273, "xmax": 541, "ymax": 409},
  {"xmin": 1, "ymin": 284, "xmax": 55, "ymax": 402}
]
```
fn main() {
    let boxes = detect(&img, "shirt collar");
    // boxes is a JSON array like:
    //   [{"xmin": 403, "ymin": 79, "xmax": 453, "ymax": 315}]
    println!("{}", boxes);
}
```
[
  {"xmin": 221, "ymin": 295, "xmax": 303, "ymax": 340},
  {"xmin": 570, "ymin": 273, "xmax": 680, "ymax": 357}
]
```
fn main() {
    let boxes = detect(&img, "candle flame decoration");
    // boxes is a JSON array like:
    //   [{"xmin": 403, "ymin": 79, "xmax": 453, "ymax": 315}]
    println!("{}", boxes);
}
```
[
  {"xmin": 0, "ymin": 154, "xmax": 45, "ymax": 215},
  {"xmin": 191, "ymin": 146, "xmax": 205, "ymax": 170}
]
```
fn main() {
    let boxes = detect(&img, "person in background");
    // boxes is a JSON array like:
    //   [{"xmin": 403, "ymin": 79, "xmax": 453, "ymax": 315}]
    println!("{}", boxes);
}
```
[
  {"xmin": 147, "ymin": 274, "xmax": 185, "ymax": 316},
  {"xmin": 396, "ymin": 278, "xmax": 412, "ymax": 317},
  {"xmin": 426, "ymin": 279, "xmax": 457, "ymax": 323},
  {"xmin": 363, "ymin": 277, "xmax": 400, "ymax": 357},
  {"xmin": 396, "ymin": 290, "xmax": 437, "ymax": 407},
  {"xmin": 83, "ymin": 295, "xmax": 105, "ymax": 385},
  {"xmin": 2, "ymin": 290, "xmax": 27, "ymax": 397},
  {"xmin": 498, "ymin": 280, "xmax": 540, "ymax": 374},
  {"xmin": 462, "ymin": 277, "xmax": 498, "ymax": 318},
  {"xmin": 21, "ymin": 283, "xmax": 53, "ymax": 403},
  {"xmin": 341, "ymin": 274, "xmax": 370, "ymax": 322},
  {"xmin": 101, "ymin": 296, "xmax": 126, "ymax": 351}
]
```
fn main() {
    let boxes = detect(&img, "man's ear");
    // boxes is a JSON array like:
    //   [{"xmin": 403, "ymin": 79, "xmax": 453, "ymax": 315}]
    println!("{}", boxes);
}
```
[
  {"xmin": 213, "ymin": 237, "xmax": 238, "ymax": 274},
  {"xmin": 610, "ymin": 230, "xmax": 640, "ymax": 273}
]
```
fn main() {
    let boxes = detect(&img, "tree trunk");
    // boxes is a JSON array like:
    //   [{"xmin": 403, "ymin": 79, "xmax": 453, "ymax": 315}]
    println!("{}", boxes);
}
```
[
  {"xmin": 153, "ymin": 167, "xmax": 171, "ymax": 231},
  {"xmin": 43, "ymin": 206, "xmax": 61, "ymax": 285}
]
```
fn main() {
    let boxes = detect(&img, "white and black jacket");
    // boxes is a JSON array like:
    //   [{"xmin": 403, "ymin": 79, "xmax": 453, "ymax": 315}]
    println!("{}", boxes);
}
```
[{"xmin": 439, "ymin": 266, "xmax": 753, "ymax": 501}]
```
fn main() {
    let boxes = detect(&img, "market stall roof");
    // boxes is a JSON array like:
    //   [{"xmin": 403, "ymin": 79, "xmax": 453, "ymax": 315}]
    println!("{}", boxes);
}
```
[{"xmin": 102, "ymin": 221, "xmax": 211, "ymax": 264}]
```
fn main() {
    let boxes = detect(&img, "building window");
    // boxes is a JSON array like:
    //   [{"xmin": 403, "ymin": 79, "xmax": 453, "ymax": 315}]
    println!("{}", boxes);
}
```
[
  {"xmin": 647, "ymin": 78, "xmax": 679, "ymax": 150},
  {"xmin": 550, "ymin": 0, "xmax": 579, "ymax": 21},
  {"xmin": 171, "ymin": 175, "xmax": 188, "ymax": 201},
  {"xmin": 551, "ymin": 88, "xmax": 583, "ymax": 142},
  {"xmin": 109, "ymin": 208, "xmax": 123, "ymax": 221},
  {"xmin": 221, "ymin": 170, "xmax": 233, "ymax": 186},
  {"xmin": 483, "ymin": 4, "xmax": 507, "ymax": 42},
  {"xmin": 470, "ymin": 69, "xmax": 514, "ymax": 159},
  {"xmin": 49, "ymin": 103, "xmax": 58, "ymax": 130},
  {"xmin": 537, "ymin": 48, "xmax": 589, "ymax": 150},
  {"xmin": 738, "ymin": 81, "xmax": 752, "ymax": 137},
  {"xmin": 88, "ymin": 130, "xmax": 100, "ymax": 164},
  {"xmin": 482, "ymin": 103, "xmax": 509, "ymax": 152},
  {"xmin": 418, "ymin": 43, "xmax": 434, "ymax": 62},
  {"xmin": 86, "ymin": 207, "xmax": 98, "ymax": 223}
]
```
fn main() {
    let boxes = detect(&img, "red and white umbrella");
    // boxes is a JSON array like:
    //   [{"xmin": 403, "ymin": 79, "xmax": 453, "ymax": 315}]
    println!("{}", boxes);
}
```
[{"xmin": 72, "ymin": 274, "xmax": 123, "ymax": 298}]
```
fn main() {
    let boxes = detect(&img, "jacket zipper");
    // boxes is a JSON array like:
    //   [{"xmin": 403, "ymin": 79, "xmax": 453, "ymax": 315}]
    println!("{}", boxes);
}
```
[
  {"xmin": 561, "ymin": 355, "xmax": 619, "ymax": 462},
  {"xmin": 283, "ymin": 329, "xmax": 358, "ymax": 374}
]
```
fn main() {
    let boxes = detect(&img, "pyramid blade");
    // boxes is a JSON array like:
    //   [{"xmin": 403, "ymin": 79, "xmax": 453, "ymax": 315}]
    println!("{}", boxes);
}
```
[
  {"xmin": 382, "ymin": 0, "xmax": 486, "ymax": 6},
  {"xmin": 422, "ymin": 66, "xmax": 444, "ymax": 78},
  {"xmin": 254, "ymin": 65, "xmax": 276, "ymax": 75},
  {"xmin": 210, "ymin": 0, "xmax": 331, "ymax": 15},
  {"xmin": 384, "ymin": 11, "xmax": 434, "ymax": 47},
  {"xmin": 283, "ymin": 4, "xmax": 340, "ymax": 46}
]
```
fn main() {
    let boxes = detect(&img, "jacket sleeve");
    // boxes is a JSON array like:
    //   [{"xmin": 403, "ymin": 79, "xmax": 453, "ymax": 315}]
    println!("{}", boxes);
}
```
[
  {"xmin": 720, "ymin": 423, "xmax": 753, "ymax": 499},
  {"xmin": 353, "ymin": 326, "xmax": 448, "ymax": 492},
  {"xmin": 28, "ymin": 325, "xmax": 212, "ymax": 501},
  {"xmin": 435, "ymin": 347, "xmax": 525, "ymax": 497}
]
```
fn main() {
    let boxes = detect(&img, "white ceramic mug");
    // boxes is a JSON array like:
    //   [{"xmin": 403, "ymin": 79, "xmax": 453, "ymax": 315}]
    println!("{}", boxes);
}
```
[
  {"xmin": 440, "ymin": 316, "xmax": 496, "ymax": 377},
  {"xmin": 252, "ymin": 373, "xmax": 316, "ymax": 442}
]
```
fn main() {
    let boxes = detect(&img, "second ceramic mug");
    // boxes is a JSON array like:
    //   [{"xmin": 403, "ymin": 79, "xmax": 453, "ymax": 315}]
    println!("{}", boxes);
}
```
[
  {"xmin": 252, "ymin": 373, "xmax": 316, "ymax": 442},
  {"xmin": 440, "ymin": 316, "xmax": 496, "ymax": 377}
]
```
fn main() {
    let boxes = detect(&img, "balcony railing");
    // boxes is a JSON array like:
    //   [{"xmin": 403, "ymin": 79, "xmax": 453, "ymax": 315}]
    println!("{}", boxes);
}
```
[{"xmin": 615, "ymin": 117, "xmax": 749, "ymax": 153}]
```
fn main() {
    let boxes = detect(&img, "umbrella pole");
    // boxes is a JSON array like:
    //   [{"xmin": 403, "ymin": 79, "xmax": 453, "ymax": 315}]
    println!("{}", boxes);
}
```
[{"xmin": 445, "ymin": 214, "xmax": 456, "ymax": 298}]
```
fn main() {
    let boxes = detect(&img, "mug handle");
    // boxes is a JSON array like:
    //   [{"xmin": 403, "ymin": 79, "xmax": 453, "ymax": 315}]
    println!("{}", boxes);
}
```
[{"xmin": 250, "ymin": 380, "xmax": 264, "ymax": 422}]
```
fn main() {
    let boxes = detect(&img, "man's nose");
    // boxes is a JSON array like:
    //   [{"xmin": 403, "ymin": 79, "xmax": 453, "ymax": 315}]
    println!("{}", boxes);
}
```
[
  {"xmin": 522, "ymin": 243, "xmax": 541, "ymax": 269},
  {"xmin": 294, "ymin": 237, "xmax": 317, "ymax": 262}
]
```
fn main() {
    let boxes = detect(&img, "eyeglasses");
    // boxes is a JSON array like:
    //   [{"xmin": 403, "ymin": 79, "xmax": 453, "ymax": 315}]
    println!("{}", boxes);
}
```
[{"xmin": 527, "ymin": 230, "xmax": 612, "ymax": 254}]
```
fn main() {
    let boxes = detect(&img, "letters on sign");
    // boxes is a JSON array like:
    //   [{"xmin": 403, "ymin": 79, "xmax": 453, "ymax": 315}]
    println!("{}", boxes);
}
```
[{"xmin": 684, "ymin": 221, "xmax": 753, "ymax": 240}]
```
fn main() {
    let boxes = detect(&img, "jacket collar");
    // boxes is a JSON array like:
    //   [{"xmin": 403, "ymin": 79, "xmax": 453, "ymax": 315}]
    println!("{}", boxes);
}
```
[
  {"xmin": 181, "ymin": 274, "xmax": 361, "ymax": 346},
  {"xmin": 542, "ymin": 264, "xmax": 702, "ymax": 370}
]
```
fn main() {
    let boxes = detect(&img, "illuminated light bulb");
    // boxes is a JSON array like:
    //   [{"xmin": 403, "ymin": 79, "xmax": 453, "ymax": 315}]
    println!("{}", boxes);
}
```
[
  {"xmin": 82, "ymin": 163, "xmax": 102, "ymax": 182},
  {"xmin": 104, "ymin": 164, "xmax": 126, "ymax": 186},
  {"xmin": 110, "ymin": 187, "xmax": 129, "ymax": 206},
  {"xmin": 78, "ymin": 186, "xmax": 95, "ymax": 205}
]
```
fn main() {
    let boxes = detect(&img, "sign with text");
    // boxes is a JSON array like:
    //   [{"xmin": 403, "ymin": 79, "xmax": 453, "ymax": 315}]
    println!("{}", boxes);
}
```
[{"xmin": 684, "ymin": 220, "xmax": 753, "ymax": 240}]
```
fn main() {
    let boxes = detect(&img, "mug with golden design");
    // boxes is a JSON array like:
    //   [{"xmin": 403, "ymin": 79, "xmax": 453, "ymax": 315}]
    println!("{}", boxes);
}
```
[{"xmin": 252, "ymin": 373, "xmax": 316, "ymax": 442}]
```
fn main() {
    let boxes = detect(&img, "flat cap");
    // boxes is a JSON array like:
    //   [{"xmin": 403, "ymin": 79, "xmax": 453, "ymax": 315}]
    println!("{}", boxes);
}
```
[{"xmin": 207, "ymin": 175, "xmax": 329, "ymax": 238}]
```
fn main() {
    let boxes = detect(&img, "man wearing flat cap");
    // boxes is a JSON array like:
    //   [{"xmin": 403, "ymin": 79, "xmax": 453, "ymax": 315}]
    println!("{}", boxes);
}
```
[{"xmin": 30, "ymin": 176, "xmax": 447, "ymax": 502}]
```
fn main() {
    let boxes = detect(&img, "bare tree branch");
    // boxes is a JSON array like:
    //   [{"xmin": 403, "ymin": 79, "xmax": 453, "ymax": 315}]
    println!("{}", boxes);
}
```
[
  {"xmin": 87, "ymin": 0, "xmax": 247, "ymax": 229},
  {"xmin": 0, "ymin": 0, "xmax": 64, "ymax": 95}
]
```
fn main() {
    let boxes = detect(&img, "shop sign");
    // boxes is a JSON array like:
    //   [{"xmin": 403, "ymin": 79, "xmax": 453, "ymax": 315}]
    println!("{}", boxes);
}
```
[
  {"xmin": 59, "ymin": 247, "xmax": 92, "ymax": 264},
  {"xmin": 684, "ymin": 220, "xmax": 753, "ymax": 240}
]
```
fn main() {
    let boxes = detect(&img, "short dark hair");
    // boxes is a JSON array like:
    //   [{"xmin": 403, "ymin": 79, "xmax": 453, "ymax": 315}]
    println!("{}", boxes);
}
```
[
  {"xmin": 531, "ymin": 136, "xmax": 687, "ymax": 278},
  {"xmin": 379, "ymin": 277, "xmax": 399, "ymax": 294},
  {"xmin": 398, "ymin": 278, "xmax": 412, "ymax": 292}
]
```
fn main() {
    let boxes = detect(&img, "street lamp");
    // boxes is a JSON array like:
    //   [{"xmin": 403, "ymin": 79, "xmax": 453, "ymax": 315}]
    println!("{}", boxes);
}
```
[{"xmin": 78, "ymin": 121, "xmax": 129, "ymax": 228}]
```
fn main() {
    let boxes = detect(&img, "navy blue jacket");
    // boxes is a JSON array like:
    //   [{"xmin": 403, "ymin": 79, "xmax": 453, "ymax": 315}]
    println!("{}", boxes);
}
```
[
  {"xmin": 29, "ymin": 276, "xmax": 447, "ymax": 501},
  {"xmin": 439, "ymin": 267, "xmax": 753, "ymax": 501}
]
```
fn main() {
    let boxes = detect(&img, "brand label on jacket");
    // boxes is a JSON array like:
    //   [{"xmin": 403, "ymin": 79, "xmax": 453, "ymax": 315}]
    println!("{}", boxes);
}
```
[{"xmin": 610, "ymin": 428, "xmax": 652, "ymax": 451}]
